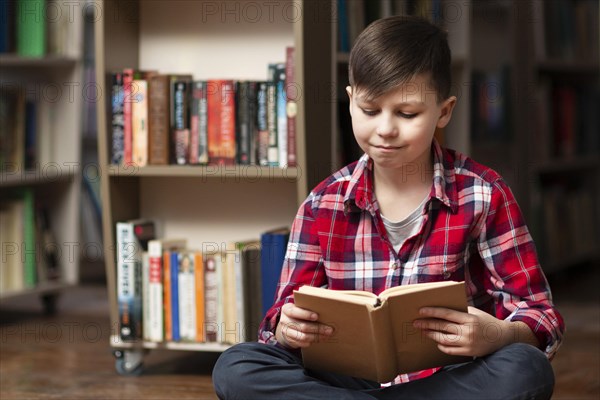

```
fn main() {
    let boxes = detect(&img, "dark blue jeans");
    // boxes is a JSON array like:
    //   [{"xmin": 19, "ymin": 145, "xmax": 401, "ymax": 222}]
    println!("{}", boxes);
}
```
[{"xmin": 212, "ymin": 342, "xmax": 554, "ymax": 399}]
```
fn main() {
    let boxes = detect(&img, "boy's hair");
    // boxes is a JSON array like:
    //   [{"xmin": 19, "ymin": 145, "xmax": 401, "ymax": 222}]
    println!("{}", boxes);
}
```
[{"xmin": 349, "ymin": 15, "xmax": 451, "ymax": 103}]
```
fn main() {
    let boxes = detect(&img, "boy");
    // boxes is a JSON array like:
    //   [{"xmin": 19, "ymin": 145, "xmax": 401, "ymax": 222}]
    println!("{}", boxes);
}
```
[{"xmin": 213, "ymin": 16, "xmax": 563, "ymax": 399}]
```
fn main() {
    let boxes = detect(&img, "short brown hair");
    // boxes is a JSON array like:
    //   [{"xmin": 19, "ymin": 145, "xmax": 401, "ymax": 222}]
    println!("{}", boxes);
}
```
[{"xmin": 348, "ymin": 15, "xmax": 451, "ymax": 102}]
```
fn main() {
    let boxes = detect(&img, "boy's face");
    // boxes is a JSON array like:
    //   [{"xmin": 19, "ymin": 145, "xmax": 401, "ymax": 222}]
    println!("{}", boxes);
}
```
[{"xmin": 346, "ymin": 73, "xmax": 456, "ymax": 172}]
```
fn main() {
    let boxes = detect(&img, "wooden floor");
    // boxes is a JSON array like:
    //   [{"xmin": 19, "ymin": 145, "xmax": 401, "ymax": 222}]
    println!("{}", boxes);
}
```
[{"xmin": 0, "ymin": 264, "xmax": 598, "ymax": 400}]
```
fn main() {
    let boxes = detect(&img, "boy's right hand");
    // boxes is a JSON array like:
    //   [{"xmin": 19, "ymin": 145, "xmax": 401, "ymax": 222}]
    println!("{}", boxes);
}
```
[{"xmin": 275, "ymin": 302, "xmax": 334, "ymax": 349}]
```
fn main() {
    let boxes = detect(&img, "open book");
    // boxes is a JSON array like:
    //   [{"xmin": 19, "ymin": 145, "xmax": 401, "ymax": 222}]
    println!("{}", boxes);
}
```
[{"xmin": 293, "ymin": 281, "xmax": 470, "ymax": 383}]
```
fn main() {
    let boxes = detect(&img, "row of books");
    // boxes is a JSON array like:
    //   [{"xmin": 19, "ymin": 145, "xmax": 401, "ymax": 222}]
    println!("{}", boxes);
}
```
[
  {"xmin": 337, "ymin": 0, "xmax": 443, "ymax": 52},
  {"xmin": 116, "ymin": 219, "xmax": 290, "ymax": 344},
  {"xmin": 470, "ymin": 67, "xmax": 512, "ymax": 143},
  {"xmin": 534, "ymin": 0, "xmax": 599, "ymax": 62},
  {"xmin": 0, "ymin": 86, "xmax": 56, "ymax": 171},
  {"xmin": 0, "ymin": 188, "xmax": 59, "ymax": 293},
  {"xmin": 532, "ymin": 181, "xmax": 597, "ymax": 270},
  {"xmin": 534, "ymin": 82, "xmax": 600, "ymax": 161},
  {"xmin": 109, "ymin": 47, "xmax": 297, "ymax": 168},
  {"xmin": 0, "ymin": 0, "xmax": 83, "ymax": 57}
]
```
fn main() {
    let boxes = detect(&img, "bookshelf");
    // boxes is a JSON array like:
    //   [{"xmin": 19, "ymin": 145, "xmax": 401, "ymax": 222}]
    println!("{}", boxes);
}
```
[
  {"xmin": 0, "ymin": 2, "xmax": 84, "ymax": 311},
  {"xmin": 95, "ymin": 0, "xmax": 334, "ymax": 374},
  {"xmin": 331, "ymin": 0, "xmax": 599, "ymax": 274}
]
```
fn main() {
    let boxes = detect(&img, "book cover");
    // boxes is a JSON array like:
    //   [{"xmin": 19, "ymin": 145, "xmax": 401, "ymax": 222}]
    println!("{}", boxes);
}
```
[
  {"xmin": 238, "ymin": 240, "xmax": 262, "ymax": 342},
  {"xmin": 116, "ymin": 219, "xmax": 155, "ymax": 341},
  {"xmin": 147, "ymin": 238, "xmax": 187, "ymax": 342},
  {"xmin": 235, "ymin": 81, "xmax": 251, "ymax": 165},
  {"xmin": 260, "ymin": 227, "xmax": 290, "ymax": 317},
  {"xmin": 293, "ymin": 281, "xmax": 470, "ymax": 382}
]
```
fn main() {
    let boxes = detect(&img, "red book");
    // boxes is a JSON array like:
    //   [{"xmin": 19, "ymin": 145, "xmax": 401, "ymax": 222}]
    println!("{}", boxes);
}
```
[
  {"xmin": 122, "ymin": 68, "xmax": 134, "ymax": 165},
  {"xmin": 207, "ymin": 80, "xmax": 236, "ymax": 165}
]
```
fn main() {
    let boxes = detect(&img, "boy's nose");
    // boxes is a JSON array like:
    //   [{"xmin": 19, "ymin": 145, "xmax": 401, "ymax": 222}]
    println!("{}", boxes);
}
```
[{"xmin": 376, "ymin": 115, "xmax": 397, "ymax": 137}]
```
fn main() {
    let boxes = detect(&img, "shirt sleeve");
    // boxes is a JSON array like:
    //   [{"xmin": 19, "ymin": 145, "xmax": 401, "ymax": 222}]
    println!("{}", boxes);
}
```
[
  {"xmin": 258, "ymin": 195, "xmax": 327, "ymax": 345},
  {"xmin": 477, "ymin": 178, "xmax": 565, "ymax": 359}
]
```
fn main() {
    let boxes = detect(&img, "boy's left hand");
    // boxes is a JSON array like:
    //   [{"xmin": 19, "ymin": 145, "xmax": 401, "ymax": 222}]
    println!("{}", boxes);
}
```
[{"xmin": 413, "ymin": 306, "xmax": 512, "ymax": 357}]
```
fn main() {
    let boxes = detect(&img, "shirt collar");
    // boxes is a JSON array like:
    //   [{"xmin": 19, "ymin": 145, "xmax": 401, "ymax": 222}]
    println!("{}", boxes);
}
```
[{"xmin": 343, "ymin": 139, "xmax": 458, "ymax": 215}]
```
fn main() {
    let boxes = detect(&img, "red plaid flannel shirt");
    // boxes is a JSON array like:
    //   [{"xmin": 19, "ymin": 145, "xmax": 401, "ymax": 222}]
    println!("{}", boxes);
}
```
[{"xmin": 259, "ymin": 140, "xmax": 564, "ymax": 385}]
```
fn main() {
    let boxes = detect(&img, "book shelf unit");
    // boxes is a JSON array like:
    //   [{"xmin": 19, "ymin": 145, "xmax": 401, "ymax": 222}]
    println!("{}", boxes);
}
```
[
  {"xmin": 95, "ymin": 0, "xmax": 334, "ymax": 374},
  {"xmin": 331, "ymin": 0, "xmax": 599, "ymax": 275},
  {"xmin": 0, "ymin": 47, "xmax": 83, "ymax": 309}
]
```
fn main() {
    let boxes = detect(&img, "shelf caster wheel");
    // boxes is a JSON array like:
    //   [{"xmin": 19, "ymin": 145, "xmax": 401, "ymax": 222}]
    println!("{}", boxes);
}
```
[
  {"xmin": 40, "ymin": 293, "xmax": 59, "ymax": 315},
  {"xmin": 114, "ymin": 349, "xmax": 144, "ymax": 376}
]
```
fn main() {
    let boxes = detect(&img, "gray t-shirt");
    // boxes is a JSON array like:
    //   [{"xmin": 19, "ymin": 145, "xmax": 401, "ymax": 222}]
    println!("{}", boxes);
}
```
[{"xmin": 381, "ymin": 197, "xmax": 427, "ymax": 254}]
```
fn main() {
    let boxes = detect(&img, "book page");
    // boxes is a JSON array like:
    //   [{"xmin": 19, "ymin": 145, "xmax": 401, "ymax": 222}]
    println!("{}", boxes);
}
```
[{"xmin": 295, "ymin": 285, "xmax": 378, "ymax": 306}]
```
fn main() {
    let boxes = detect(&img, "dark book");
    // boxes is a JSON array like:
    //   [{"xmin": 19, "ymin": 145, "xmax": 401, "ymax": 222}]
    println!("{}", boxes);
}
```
[
  {"xmin": 148, "ymin": 74, "xmax": 171, "ymax": 165},
  {"xmin": 260, "ymin": 227, "xmax": 289, "ymax": 317},
  {"xmin": 190, "ymin": 81, "xmax": 209, "ymax": 164},
  {"xmin": 110, "ymin": 72, "xmax": 125, "ymax": 165},
  {"xmin": 256, "ymin": 82, "xmax": 269, "ymax": 166}
]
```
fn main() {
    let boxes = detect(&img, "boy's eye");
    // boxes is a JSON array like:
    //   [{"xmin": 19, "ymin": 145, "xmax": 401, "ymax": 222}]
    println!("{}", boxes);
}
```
[
  {"xmin": 398, "ymin": 112, "xmax": 417, "ymax": 119},
  {"xmin": 361, "ymin": 108, "xmax": 378, "ymax": 116}
]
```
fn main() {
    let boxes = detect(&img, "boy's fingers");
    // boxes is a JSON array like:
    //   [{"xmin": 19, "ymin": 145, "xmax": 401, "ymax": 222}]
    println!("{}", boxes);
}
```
[{"xmin": 284, "ymin": 303, "xmax": 318, "ymax": 321}]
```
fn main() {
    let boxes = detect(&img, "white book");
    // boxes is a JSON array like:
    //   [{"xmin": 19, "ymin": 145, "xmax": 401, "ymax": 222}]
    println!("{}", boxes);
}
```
[
  {"xmin": 178, "ymin": 251, "xmax": 197, "ymax": 341},
  {"xmin": 146, "ymin": 238, "xmax": 187, "ymax": 342}
]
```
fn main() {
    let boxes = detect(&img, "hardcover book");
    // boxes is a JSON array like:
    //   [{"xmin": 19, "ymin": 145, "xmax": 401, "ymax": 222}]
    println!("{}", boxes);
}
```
[{"xmin": 293, "ymin": 281, "xmax": 470, "ymax": 383}]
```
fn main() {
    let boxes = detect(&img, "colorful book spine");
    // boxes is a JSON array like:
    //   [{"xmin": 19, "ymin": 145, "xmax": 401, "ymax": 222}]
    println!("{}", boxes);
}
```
[
  {"xmin": 194, "ymin": 251, "xmax": 205, "ymax": 342},
  {"xmin": 178, "ymin": 251, "xmax": 197, "ymax": 341},
  {"xmin": 132, "ymin": 79, "xmax": 148, "ymax": 167},
  {"xmin": 275, "ymin": 63, "xmax": 288, "ymax": 167},
  {"xmin": 172, "ymin": 80, "xmax": 190, "ymax": 165},
  {"xmin": 203, "ymin": 252, "xmax": 219, "ymax": 342},
  {"xmin": 266, "ymin": 81, "xmax": 278, "ymax": 166},
  {"xmin": 122, "ymin": 68, "xmax": 134, "ymax": 165},
  {"xmin": 191, "ymin": 81, "xmax": 209, "ymax": 164},
  {"xmin": 236, "ymin": 81, "xmax": 251, "ymax": 165},
  {"xmin": 260, "ymin": 228, "xmax": 290, "ymax": 317},
  {"xmin": 257, "ymin": 82, "xmax": 269, "ymax": 166},
  {"xmin": 170, "ymin": 250, "xmax": 181, "ymax": 341},
  {"xmin": 16, "ymin": 0, "xmax": 45, "ymax": 57},
  {"xmin": 111, "ymin": 73, "xmax": 125, "ymax": 165}
]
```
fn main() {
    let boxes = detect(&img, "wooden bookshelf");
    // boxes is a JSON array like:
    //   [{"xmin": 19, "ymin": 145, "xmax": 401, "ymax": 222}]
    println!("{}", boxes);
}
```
[
  {"xmin": 0, "ymin": 3, "xmax": 84, "ymax": 304},
  {"xmin": 95, "ymin": 0, "xmax": 334, "ymax": 372}
]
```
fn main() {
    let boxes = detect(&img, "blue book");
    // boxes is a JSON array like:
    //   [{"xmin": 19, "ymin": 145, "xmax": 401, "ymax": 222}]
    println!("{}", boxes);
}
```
[
  {"xmin": 170, "ymin": 250, "xmax": 181, "ymax": 341},
  {"xmin": 337, "ymin": 0, "xmax": 349, "ymax": 52},
  {"xmin": 260, "ymin": 227, "xmax": 290, "ymax": 317}
]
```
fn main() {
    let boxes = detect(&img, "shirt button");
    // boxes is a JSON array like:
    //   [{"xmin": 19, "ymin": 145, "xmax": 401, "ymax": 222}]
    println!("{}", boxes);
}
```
[
  {"xmin": 390, "ymin": 261, "xmax": 399, "ymax": 269},
  {"xmin": 443, "ymin": 271, "xmax": 451, "ymax": 279}
]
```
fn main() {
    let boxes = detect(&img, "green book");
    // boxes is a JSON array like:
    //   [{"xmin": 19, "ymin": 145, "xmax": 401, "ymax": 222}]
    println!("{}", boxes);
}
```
[
  {"xmin": 22, "ymin": 188, "xmax": 37, "ymax": 287},
  {"xmin": 17, "ymin": 0, "xmax": 46, "ymax": 57}
]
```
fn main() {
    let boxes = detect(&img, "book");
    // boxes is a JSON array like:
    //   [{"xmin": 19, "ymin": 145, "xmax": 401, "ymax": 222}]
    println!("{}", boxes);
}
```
[
  {"xmin": 116, "ymin": 219, "xmax": 155, "ymax": 341},
  {"xmin": 148, "ymin": 74, "xmax": 171, "ymax": 165},
  {"xmin": 260, "ymin": 227, "xmax": 290, "ymax": 317},
  {"xmin": 16, "ymin": 0, "xmax": 45, "ymax": 57},
  {"xmin": 132, "ymin": 79, "xmax": 149, "ymax": 167},
  {"xmin": 293, "ymin": 281, "xmax": 470, "ymax": 383},
  {"xmin": 146, "ymin": 238, "xmax": 187, "ymax": 342},
  {"xmin": 285, "ymin": 47, "xmax": 297, "ymax": 167},
  {"xmin": 178, "ymin": 250, "xmax": 197, "ymax": 341}
]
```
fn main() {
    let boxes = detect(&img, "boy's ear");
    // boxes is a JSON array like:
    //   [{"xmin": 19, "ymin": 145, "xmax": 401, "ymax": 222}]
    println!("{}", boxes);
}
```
[
  {"xmin": 436, "ymin": 96, "xmax": 457, "ymax": 129},
  {"xmin": 346, "ymin": 86, "xmax": 353, "ymax": 116}
]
